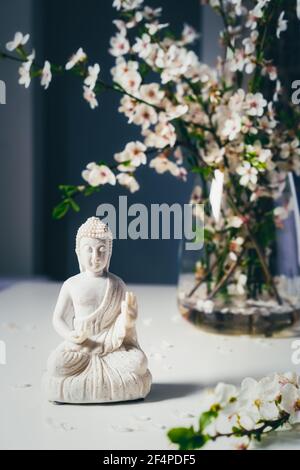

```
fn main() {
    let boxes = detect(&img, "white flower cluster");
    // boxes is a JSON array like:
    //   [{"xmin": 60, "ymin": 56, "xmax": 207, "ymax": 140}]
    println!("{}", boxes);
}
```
[
  {"xmin": 112, "ymin": 0, "xmax": 144, "ymax": 12},
  {"xmin": 6, "ymin": 32, "xmax": 53, "ymax": 90},
  {"xmin": 104, "ymin": 0, "xmax": 300, "ymax": 201}
]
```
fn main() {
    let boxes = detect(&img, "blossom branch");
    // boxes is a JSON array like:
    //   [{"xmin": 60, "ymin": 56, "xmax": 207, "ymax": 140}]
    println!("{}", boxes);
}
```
[{"xmin": 168, "ymin": 372, "xmax": 299, "ymax": 450}]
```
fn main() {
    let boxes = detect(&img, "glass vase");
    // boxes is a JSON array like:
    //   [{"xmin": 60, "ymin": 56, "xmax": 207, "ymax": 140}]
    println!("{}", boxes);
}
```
[{"xmin": 177, "ymin": 173, "xmax": 300, "ymax": 337}]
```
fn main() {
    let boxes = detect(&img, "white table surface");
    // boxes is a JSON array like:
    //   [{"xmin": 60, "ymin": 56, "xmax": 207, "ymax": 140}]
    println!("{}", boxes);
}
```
[{"xmin": 0, "ymin": 281, "xmax": 299, "ymax": 450}]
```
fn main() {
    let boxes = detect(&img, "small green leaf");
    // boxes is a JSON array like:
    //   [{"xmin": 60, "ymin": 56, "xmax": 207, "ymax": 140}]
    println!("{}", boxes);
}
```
[
  {"xmin": 139, "ymin": 62, "xmax": 151, "ymax": 78},
  {"xmin": 232, "ymin": 426, "xmax": 244, "ymax": 437},
  {"xmin": 167, "ymin": 427, "xmax": 194, "ymax": 443},
  {"xmin": 167, "ymin": 427, "xmax": 195, "ymax": 449},
  {"xmin": 167, "ymin": 427, "xmax": 208, "ymax": 450},
  {"xmin": 58, "ymin": 185, "xmax": 78, "ymax": 197},
  {"xmin": 255, "ymin": 433, "xmax": 262, "ymax": 442},
  {"xmin": 199, "ymin": 410, "xmax": 218, "ymax": 433},
  {"xmin": 67, "ymin": 198, "xmax": 80, "ymax": 213},
  {"xmin": 84, "ymin": 185, "xmax": 101, "ymax": 196}
]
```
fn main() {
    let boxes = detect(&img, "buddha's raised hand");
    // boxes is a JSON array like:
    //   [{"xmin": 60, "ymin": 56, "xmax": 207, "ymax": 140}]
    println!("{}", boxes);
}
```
[{"xmin": 121, "ymin": 291, "xmax": 138, "ymax": 328}]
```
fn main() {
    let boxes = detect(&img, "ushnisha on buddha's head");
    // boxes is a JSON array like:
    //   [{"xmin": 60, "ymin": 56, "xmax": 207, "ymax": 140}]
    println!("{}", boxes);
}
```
[{"xmin": 75, "ymin": 217, "xmax": 113, "ymax": 275}]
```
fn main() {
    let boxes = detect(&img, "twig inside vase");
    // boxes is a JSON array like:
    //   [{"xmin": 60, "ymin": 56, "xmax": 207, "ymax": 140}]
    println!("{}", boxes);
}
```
[
  {"xmin": 226, "ymin": 191, "xmax": 283, "ymax": 305},
  {"xmin": 187, "ymin": 258, "xmax": 218, "ymax": 298},
  {"xmin": 207, "ymin": 247, "xmax": 246, "ymax": 301}
]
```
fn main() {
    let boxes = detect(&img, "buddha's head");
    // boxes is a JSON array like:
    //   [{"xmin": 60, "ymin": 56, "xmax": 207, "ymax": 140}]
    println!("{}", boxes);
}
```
[{"xmin": 75, "ymin": 217, "xmax": 113, "ymax": 275}]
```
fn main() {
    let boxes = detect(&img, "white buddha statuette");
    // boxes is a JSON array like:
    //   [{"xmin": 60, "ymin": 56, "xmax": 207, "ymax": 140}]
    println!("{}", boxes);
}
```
[{"xmin": 43, "ymin": 216, "xmax": 152, "ymax": 404}]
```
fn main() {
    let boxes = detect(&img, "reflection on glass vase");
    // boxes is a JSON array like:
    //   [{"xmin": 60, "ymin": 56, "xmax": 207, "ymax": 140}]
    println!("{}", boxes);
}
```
[{"xmin": 177, "ymin": 173, "xmax": 300, "ymax": 337}]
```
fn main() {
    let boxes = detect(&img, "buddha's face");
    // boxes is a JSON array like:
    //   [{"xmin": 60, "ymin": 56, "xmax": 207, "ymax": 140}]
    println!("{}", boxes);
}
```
[{"xmin": 78, "ymin": 237, "xmax": 110, "ymax": 274}]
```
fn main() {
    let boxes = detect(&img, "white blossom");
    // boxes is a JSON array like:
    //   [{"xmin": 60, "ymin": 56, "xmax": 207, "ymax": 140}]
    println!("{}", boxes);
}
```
[
  {"xmin": 257, "ymin": 0, "xmax": 271, "ymax": 7},
  {"xmin": 274, "ymin": 206, "xmax": 291, "ymax": 225},
  {"xmin": 277, "ymin": 11, "xmax": 288, "ymax": 39},
  {"xmin": 241, "ymin": 116, "xmax": 258, "ymax": 135},
  {"xmin": 238, "ymin": 375, "xmax": 280, "ymax": 429},
  {"xmin": 236, "ymin": 162, "xmax": 258, "ymax": 188},
  {"xmin": 149, "ymin": 155, "xmax": 180, "ymax": 176},
  {"xmin": 280, "ymin": 383, "xmax": 300, "ymax": 424},
  {"xmin": 229, "ymin": 49, "xmax": 247, "ymax": 72},
  {"xmin": 214, "ymin": 414, "xmax": 240, "ymax": 438},
  {"xmin": 190, "ymin": 185, "xmax": 202, "ymax": 204},
  {"xmin": 262, "ymin": 64, "xmax": 277, "ymax": 81},
  {"xmin": 246, "ymin": 3, "xmax": 265, "ymax": 30},
  {"xmin": 244, "ymin": 56, "xmax": 256, "ymax": 74},
  {"xmin": 246, "ymin": 142, "xmax": 272, "ymax": 170},
  {"xmin": 6, "ymin": 32, "xmax": 29, "ymax": 52},
  {"xmin": 18, "ymin": 50, "xmax": 35, "ymax": 88},
  {"xmin": 143, "ymin": 6, "xmax": 162, "ymax": 20},
  {"xmin": 214, "ymin": 383, "xmax": 238, "ymax": 407},
  {"xmin": 112, "ymin": 0, "xmax": 144, "ymax": 11},
  {"xmin": 109, "ymin": 33, "xmax": 130, "ymax": 57},
  {"xmin": 276, "ymin": 80, "xmax": 284, "ymax": 103},
  {"xmin": 280, "ymin": 139, "xmax": 300, "ymax": 160},
  {"xmin": 242, "ymin": 31, "xmax": 258, "ymax": 55},
  {"xmin": 228, "ymin": 88, "xmax": 245, "ymax": 112},
  {"xmin": 229, "ymin": 237, "xmax": 244, "ymax": 262},
  {"xmin": 114, "ymin": 141, "xmax": 147, "ymax": 169},
  {"xmin": 41, "ymin": 60, "xmax": 52, "ymax": 90},
  {"xmin": 18, "ymin": 64, "xmax": 31, "ymax": 89},
  {"xmin": 84, "ymin": 63, "xmax": 100, "ymax": 90},
  {"xmin": 258, "ymin": 115, "xmax": 277, "ymax": 134},
  {"xmin": 143, "ymin": 120, "xmax": 177, "ymax": 148},
  {"xmin": 245, "ymin": 92, "xmax": 267, "ymax": 117},
  {"xmin": 204, "ymin": 435, "xmax": 250, "ymax": 451},
  {"xmin": 83, "ymin": 86, "xmax": 98, "ymax": 109},
  {"xmin": 122, "ymin": 70, "xmax": 142, "ymax": 94},
  {"xmin": 112, "ymin": 58, "xmax": 142, "ymax": 94},
  {"xmin": 278, "ymin": 372, "xmax": 300, "ymax": 388},
  {"xmin": 201, "ymin": 144, "xmax": 225, "ymax": 165},
  {"xmin": 113, "ymin": 19, "xmax": 127, "ymax": 37},
  {"xmin": 180, "ymin": 24, "xmax": 199, "ymax": 45},
  {"xmin": 116, "ymin": 173, "xmax": 140, "ymax": 192},
  {"xmin": 177, "ymin": 166, "xmax": 188, "ymax": 182},
  {"xmin": 162, "ymin": 104, "xmax": 189, "ymax": 121},
  {"xmin": 217, "ymin": 110, "xmax": 242, "ymax": 141},
  {"xmin": 227, "ymin": 216, "xmax": 244, "ymax": 228},
  {"xmin": 111, "ymin": 57, "xmax": 139, "ymax": 79},
  {"xmin": 139, "ymin": 83, "xmax": 164, "ymax": 105},
  {"xmin": 145, "ymin": 21, "xmax": 169, "ymax": 36},
  {"xmin": 118, "ymin": 95, "xmax": 138, "ymax": 120},
  {"xmin": 126, "ymin": 11, "xmax": 143, "ymax": 28},
  {"xmin": 132, "ymin": 34, "xmax": 152, "ymax": 59},
  {"xmin": 130, "ymin": 103, "xmax": 158, "ymax": 129},
  {"xmin": 174, "ymin": 147, "xmax": 184, "ymax": 165},
  {"xmin": 158, "ymin": 46, "xmax": 200, "ymax": 84},
  {"xmin": 65, "ymin": 47, "xmax": 87, "ymax": 70}
]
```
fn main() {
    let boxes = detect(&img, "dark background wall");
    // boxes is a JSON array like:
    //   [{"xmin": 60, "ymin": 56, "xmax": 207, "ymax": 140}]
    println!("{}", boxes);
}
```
[{"xmin": 0, "ymin": 0, "xmax": 34, "ymax": 277}]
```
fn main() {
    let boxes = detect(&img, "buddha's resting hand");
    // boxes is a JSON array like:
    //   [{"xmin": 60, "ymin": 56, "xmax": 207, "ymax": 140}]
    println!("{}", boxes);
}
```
[{"xmin": 121, "ymin": 291, "xmax": 138, "ymax": 328}]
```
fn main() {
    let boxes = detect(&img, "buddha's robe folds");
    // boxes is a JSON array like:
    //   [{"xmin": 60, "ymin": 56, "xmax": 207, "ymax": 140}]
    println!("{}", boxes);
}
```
[{"xmin": 44, "ymin": 273, "xmax": 152, "ymax": 403}]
